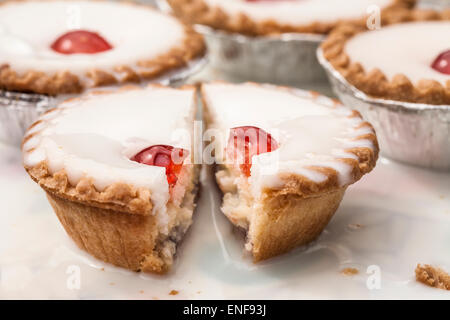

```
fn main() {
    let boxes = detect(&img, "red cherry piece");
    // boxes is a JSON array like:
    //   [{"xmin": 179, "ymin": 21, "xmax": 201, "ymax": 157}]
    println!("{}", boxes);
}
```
[
  {"xmin": 131, "ymin": 145, "xmax": 189, "ymax": 187},
  {"xmin": 51, "ymin": 30, "xmax": 113, "ymax": 55},
  {"xmin": 227, "ymin": 126, "xmax": 279, "ymax": 177},
  {"xmin": 431, "ymin": 50, "xmax": 450, "ymax": 75}
]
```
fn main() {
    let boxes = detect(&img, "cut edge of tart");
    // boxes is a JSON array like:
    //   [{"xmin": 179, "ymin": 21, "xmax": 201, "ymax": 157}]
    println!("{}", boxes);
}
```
[
  {"xmin": 22, "ymin": 84, "xmax": 199, "ymax": 274},
  {"xmin": 201, "ymin": 81, "xmax": 379, "ymax": 262},
  {"xmin": 321, "ymin": 8, "xmax": 450, "ymax": 105},
  {"xmin": 166, "ymin": 0, "xmax": 415, "ymax": 36},
  {"xmin": 0, "ymin": 0, "xmax": 206, "ymax": 96}
]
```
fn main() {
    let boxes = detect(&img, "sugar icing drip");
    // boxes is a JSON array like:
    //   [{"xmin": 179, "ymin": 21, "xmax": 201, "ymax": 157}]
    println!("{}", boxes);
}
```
[
  {"xmin": 202, "ymin": 83, "xmax": 375, "ymax": 197},
  {"xmin": 23, "ymin": 87, "xmax": 195, "ymax": 224}
]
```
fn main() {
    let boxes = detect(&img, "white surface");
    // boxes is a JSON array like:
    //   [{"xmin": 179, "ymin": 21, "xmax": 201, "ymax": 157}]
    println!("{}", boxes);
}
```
[
  {"xmin": 202, "ymin": 0, "xmax": 393, "ymax": 25},
  {"xmin": 345, "ymin": 21, "xmax": 450, "ymax": 86},
  {"xmin": 0, "ymin": 142, "xmax": 449, "ymax": 299}
]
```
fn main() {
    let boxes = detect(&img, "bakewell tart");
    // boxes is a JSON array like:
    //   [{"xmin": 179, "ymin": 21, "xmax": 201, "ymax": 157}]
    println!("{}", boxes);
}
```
[
  {"xmin": 166, "ymin": 0, "xmax": 415, "ymax": 36},
  {"xmin": 0, "ymin": 0, "xmax": 205, "ymax": 95},
  {"xmin": 202, "ymin": 82, "xmax": 379, "ymax": 261},
  {"xmin": 321, "ymin": 9, "xmax": 450, "ymax": 105},
  {"xmin": 22, "ymin": 85, "xmax": 199, "ymax": 274}
]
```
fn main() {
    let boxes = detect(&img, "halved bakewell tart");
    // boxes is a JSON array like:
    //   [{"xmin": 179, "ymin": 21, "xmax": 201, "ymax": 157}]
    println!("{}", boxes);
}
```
[
  {"xmin": 202, "ymin": 82, "xmax": 379, "ymax": 262},
  {"xmin": 166, "ymin": 0, "xmax": 415, "ymax": 36},
  {"xmin": 22, "ymin": 85, "xmax": 199, "ymax": 274},
  {"xmin": 321, "ymin": 9, "xmax": 450, "ymax": 105},
  {"xmin": 0, "ymin": 0, "xmax": 205, "ymax": 95}
]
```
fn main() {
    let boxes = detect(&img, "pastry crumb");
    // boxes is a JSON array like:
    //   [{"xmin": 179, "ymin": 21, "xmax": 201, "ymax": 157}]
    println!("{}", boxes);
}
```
[
  {"xmin": 341, "ymin": 268, "xmax": 359, "ymax": 276},
  {"xmin": 109, "ymin": 282, "xmax": 115, "ymax": 286},
  {"xmin": 139, "ymin": 290, "xmax": 144, "ymax": 294},
  {"xmin": 169, "ymin": 290, "xmax": 179, "ymax": 295},
  {"xmin": 415, "ymin": 264, "xmax": 450, "ymax": 290},
  {"xmin": 348, "ymin": 223, "xmax": 363, "ymax": 230}
]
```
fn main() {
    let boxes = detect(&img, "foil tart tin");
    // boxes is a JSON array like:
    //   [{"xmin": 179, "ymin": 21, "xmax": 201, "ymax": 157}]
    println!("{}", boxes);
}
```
[
  {"xmin": 317, "ymin": 48, "xmax": 450, "ymax": 171},
  {"xmin": 0, "ymin": 57, "xmax": 207, "ymax": 146},
  {"xmin": 419, "ymin": 0, "xmax": 450, "ymax": 9},
  {"xmin": 156, "ymin": 0, "xmax": 327, "ymax": 86}
]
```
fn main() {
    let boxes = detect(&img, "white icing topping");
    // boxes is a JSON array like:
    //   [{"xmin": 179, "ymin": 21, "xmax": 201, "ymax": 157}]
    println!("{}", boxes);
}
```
[
  {"xmin": 202, "ymin": 83, "xmax": 374, "ymax": 197},
  {"xmin": 345, "ymin": 21, "xmax": 450, "ymax": 86},
  {"xmin": 0, "ymin": 1, "xmax": 186, "ymax": 81},
  {"xmin": 23, "ymin": 86, "xmax": 196, "ymax": 220},
  {"xmin": 202, "ymin": 0, "xmax": 393, "ymax": 26}
]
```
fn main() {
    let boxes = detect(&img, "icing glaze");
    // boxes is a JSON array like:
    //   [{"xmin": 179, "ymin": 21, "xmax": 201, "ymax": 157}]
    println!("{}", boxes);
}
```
[
  {"xmin": 0, "ymin": 1, "xmax": 186, "ymax": 81},
  {"xmin": 345, "ymin": 21, "xmax": 450, "ymax": 86},
  {"xmin": 202, "ymin": 0, "xmax": 393, "ymax": 26},
  {"xmin": 202, "ymin": 83, "xmax": 375, "ymax": 197},
  {"xmin": 23, "ymin": 86, "xmax": 196, "ymax": 222}
]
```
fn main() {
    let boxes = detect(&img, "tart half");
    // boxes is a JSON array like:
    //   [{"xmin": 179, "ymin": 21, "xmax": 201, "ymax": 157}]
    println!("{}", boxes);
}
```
[
  {"xmin": 22, "ymin": 85, "xmax": 199, "ymax": 273},
  {"xmin": 321, "ymin": 9, "xmax": 450, "ymax": 105},
  {"xmin": 167, "ymin": 0, "xmax": 415, "ymax": 36},
  {"xmin": 202, "ymin": 82, "xmax": 378, "ymax": 261},
  {"xmin": 0, "ymin": 0, "xmax": 205, "ymax": 95}
]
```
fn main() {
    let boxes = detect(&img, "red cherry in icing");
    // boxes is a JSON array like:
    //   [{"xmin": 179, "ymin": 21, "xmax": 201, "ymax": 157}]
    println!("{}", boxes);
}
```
[
  {"xmin": 431, "ymin": 50, "xmax": 450, "ymax": 75},
  {"xmin": 51, "ymin": 30, "xmax": 113, "ymax": 54},
  {"xmin": 131, "ymin": 145, "xmax": 189, "ymax": 187},
  {"xmin": 227, "ymin": 126, "xmax": 279, "ymax": 177}
]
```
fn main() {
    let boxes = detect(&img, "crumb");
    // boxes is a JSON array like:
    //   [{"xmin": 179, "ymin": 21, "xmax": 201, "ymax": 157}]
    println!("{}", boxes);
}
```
[
  {"xmin": 415, "ymin": 264, "xmax": 450, "ymax": 290},
  {"xmin": 109, "ymin": 282, "xmax": 115, "ymax": 286},
  {"xmin": 188, "ymin": 280, "xmax": 192, "ymax": 284},
  {"xmin": 348, "ymin": 223, "xmax": 363, "ymax": 230},
  {"xmin": 139, "ymin": 290, "xmax": 144, "ymax": 294},
  {"xmin": 100, "ymin": 268, "xmax": 105, "ymax": 271},
  {"xmin": 169, "ymin": 290, "xmax": 179, "ymax": 296},
  {"xmin": 152, "ymin": 297, "xmax": 159, "ymax": 300},
  {"xmin": 197, "ymin": 291, "xmax": 201, "ymax": 294},
  {"xmin": 439, "ymin": 195, "xmax": 445, "ymax": 199},
  {"xmin": 341, "ymin": 268, "xmax": 359, "ymax": 276}
]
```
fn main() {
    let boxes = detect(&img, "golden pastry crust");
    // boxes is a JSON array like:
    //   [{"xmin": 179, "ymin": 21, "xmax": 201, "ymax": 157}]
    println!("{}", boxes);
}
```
[
  {"xmin": 415, "ymin": 264, "xmax": 450, "ymax": 290},
  {"xmin": 252, "ymin": 187, "xmax": 347, "ymax": 261},
  {"xmin": 0, "ymin": 0, "xmax": 206, "ymax": 95},
  {"xmin": 321, "ymin": 9, "xmax": 450, "ymax": 105},
  {"xmin": 47, "ymin": 192, "xmax": 167, "ymax": 273},
  {"xmin": 167, "ymin": 0, "xmax": 415, "ymax": 36}
]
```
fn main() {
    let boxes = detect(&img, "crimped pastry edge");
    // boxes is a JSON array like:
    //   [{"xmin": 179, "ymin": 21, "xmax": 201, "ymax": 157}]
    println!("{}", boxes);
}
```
[{"xmin": 321, "ymin": 8, "xmax": 450, "ymax": 105}]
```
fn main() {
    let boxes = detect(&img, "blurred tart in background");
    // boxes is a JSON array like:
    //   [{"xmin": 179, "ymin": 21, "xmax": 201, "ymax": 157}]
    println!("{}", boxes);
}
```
[
  {"xmin": 166, "ymin": 0, "xmax": 415, "ymax": 36},
  {"xmin": 0, "ymin": 0, "xmax": 205, "ymax": 95}
]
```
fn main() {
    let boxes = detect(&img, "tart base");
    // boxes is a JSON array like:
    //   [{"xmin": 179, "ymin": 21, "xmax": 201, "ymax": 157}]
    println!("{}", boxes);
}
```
[
  {"xmin": 250, "ymin": 188, "xmax": 346, "ymax": 262},
  {"xmin": 45, "ymin": 168, "xmax": 199, "ymax": 274},
  {"xmin": 216, "ymin": 166, "xmax": 346, "ymax": 262}
]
